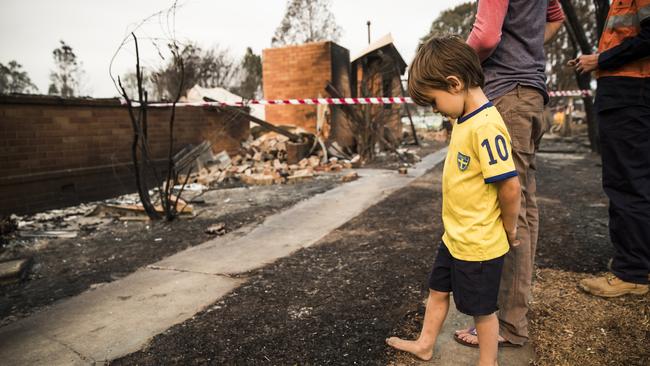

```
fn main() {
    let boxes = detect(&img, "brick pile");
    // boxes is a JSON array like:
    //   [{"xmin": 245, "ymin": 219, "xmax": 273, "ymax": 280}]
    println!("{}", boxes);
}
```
[{"xmin": 182, "ymin": 132, "xmax": 360, "ymax": 187}]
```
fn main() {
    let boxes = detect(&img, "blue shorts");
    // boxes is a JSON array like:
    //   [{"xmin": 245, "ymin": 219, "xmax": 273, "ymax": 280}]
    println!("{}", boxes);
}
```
[{"xmin": 428, "ymin": 242, "xmax": 505, "ymax": 316}]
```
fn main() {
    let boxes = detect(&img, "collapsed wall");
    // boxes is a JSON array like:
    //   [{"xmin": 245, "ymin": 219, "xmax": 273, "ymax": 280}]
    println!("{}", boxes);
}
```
[{"xmin": 0, "ymin": 95, "xmax": 249, "ymax": 215}]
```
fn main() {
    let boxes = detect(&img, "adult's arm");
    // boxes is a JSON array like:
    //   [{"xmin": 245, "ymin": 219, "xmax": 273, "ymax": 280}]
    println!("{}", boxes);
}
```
[
  {"xmin": 467, "ymin": 0, "xmax": 509, "ymax": 61},
  {"xmin": 544, "ymin": 21, "xmax": 563, "ymax": 44},
  {"xmin": 574, "ymin": 18, "xmax": 650, "ymax": 74},
  {"xmin": 544, "ymin": 0, "xmax": 565, "ymax": 44},
  {"xmin": 598, "ymin": 18, "xmax": 650, "ymax": 70}
]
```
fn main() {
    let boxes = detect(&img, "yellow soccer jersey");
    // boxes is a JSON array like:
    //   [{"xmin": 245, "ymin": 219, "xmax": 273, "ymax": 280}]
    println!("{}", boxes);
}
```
[{"xmin": 441, "ymin": 102, "xmax": 517, "ymax": 261}]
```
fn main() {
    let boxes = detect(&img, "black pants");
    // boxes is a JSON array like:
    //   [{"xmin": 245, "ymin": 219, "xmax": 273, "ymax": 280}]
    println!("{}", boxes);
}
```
[{"xmin": 599, "ymin": 105, "xmax": 650, "ymax": 284}]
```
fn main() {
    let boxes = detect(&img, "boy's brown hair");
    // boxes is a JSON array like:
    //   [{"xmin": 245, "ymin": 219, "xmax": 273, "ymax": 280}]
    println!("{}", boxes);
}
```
[{"xmin": 408, "ymin": 35, "xmax": 485, "ymax": 106}]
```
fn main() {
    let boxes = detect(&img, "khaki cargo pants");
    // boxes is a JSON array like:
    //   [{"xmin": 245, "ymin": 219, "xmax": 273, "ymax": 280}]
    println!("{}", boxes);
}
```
[{"xmin": 493, "ymin": 85, "xmax": 545, "ymax": 345}]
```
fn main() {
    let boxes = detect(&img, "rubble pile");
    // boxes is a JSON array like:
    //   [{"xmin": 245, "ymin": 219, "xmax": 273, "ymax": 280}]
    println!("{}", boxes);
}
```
[{"xmin": 180, "ymin": 134, "xmax": 360, "ymax": 187}]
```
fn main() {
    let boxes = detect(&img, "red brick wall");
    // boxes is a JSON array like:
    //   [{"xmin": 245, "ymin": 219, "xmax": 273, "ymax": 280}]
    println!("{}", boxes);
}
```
[
  {"xmin": 263, "ymin": 42, "xmax": 335, "ymax": 133},
  {"xmin": 0, "ymin": 95, "xmax": 249, "ymax": 215},
  {"xmin": 263, "ymin": 42, "xmax": 404, "ymax": 149}
]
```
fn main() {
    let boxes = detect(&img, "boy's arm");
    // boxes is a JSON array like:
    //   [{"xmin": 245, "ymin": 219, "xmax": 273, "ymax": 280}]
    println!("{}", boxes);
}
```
[
  {"xmin": 495, "ymin": 176, "xmax": 521, "ymax": 247},
  {"xmin": 474, "ymin": 121, "xmax": 520, "ymax": 246}
]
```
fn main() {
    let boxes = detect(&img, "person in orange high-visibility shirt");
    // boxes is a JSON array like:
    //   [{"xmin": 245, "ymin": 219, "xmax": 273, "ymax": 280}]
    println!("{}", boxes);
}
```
[{"xmin": 571, "ymin": 0, "xmax": 650, "ymax": 297}]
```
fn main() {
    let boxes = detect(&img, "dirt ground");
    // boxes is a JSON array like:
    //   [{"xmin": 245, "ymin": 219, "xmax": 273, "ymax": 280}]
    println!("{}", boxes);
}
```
[
  {"xmin": 113, "ymin": 136, "xmax": 648, "ymax": 365},
  {"xmin": 529, "ymin": 144, "xmax": 649, "ymax": 365}
]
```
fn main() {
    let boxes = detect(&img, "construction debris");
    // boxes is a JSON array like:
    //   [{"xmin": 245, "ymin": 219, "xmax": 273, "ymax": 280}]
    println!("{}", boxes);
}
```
[
  {"xmin": 0, "ymin": 258, "xmax": 32, "ymax": 285},
  {"xmin": 17, "ymin": 230, "xmax": 78, "ymax": 239},
  {"xmin": 341, "ymin": 172, "xmax": 359, "ymax": 182},
  {"xmin": 94, "ymin": 198, "xmax": 193, "ymax": 219},
  {"xmin": 0, "ymin": 217, "xmax": 18, "ymax": 237},
  {"xmin": 173, "ymin": 141, "xmax": 215, "ymax": 174},
  {"xmin": 396, "ymin": 148, "xmax": 422, "ymax": 163},
  {"xmin": 178, "ymin": 133, "xmax": 359, "ymax": 188},
  {"xmin": 205, "ymin": 223, "xmax": 226, "ymax": 236}
]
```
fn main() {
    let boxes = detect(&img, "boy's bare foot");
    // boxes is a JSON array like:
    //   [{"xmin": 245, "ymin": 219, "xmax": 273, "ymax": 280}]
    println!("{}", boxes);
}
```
[{"xmin": 385, "ymin": 337, "xmax": 433, "ymax": 361}]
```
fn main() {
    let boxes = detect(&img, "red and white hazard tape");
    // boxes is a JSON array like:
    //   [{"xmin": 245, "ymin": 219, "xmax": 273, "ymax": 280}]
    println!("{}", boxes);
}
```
[
  {"xmin": 122, "ymin": 97, "xmax": 413, "ymax": 108},
  {"xmin": 120, "ymin": 90, "xmax": 592, "ymax": 108},
  {"xmin": 548, "ymin": 90, "xmax": 592, "ymax": 97}
]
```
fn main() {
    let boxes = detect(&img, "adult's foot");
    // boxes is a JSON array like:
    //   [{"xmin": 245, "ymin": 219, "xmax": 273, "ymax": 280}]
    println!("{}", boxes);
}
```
[
  {"xmin": 385, "ymin": 337, "xmax": 433, "ymax": 361},
  {"xmin": 454, "ymin": 328, "xmax": 516, "ymax": 348},
  {"xmin": 454, "ymin": 326, "xmax": 474, "ymax": 336},
  {"xmin": 579, "ymin": 273, "xmax": 649, "ymax": 298}
]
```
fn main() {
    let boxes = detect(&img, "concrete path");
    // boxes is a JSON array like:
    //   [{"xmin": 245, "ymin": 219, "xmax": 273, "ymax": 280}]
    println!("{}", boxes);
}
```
[
  {"xmin": 0, "ymin": 149, "xmax": 451, "ymax": 365},
  {"xmin": 432, "ymin": 295, "xmax": 534, "ymax": 365}
]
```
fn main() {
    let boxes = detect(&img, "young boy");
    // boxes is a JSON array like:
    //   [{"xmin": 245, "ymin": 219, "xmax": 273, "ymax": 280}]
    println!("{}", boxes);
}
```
[{"xmin": 386, "ymin": 36, "xmax": 521, "ymax": 366}]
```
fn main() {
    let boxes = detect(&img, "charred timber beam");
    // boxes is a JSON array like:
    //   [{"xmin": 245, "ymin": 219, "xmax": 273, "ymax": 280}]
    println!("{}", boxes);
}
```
[{"xmin": 203, "ymin": 97, "xmax": 303, "ymax": 143}]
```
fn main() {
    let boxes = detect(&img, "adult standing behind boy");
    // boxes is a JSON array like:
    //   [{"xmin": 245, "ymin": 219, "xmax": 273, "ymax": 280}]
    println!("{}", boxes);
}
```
[
  {"xmin": 454, "ymin": 0, "xmax": 565, "ymax": 347},
  {"xmin": 571, "ymin": 0, "xmax": 650, "ymax": 297}
]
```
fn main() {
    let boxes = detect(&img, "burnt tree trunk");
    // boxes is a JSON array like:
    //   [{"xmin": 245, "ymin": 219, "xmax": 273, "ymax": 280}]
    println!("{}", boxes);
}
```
[
  {"xmin": 594, "ymin": 0, "xmax": 610, "ymax": 40},
  {"xmin": 560, "ymin": 0, "xmax": 600, "ymax": 153}
]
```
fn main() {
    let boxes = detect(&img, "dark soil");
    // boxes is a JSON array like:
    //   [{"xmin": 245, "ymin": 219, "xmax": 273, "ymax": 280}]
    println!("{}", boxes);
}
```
[
  {"xmin": 0, "ymin": 177, "xmax": 342, "ymax": 326},
  {"xmin": 112, "ymin": 168, "xmax": 446, "ymax": 365},
  {"xmin": 112, "ymin": 138, "xmax": 648, "ymax": 366}
]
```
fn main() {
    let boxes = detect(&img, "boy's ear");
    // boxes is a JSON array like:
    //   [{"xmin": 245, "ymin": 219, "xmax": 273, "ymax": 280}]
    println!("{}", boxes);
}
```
[{"xmin": 445, "ymin": 76, "xmax": 463, "ymax": 93}]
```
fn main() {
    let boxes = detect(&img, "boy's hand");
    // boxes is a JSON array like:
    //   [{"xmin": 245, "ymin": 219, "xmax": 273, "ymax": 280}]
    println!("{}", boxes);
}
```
[
  {"xmin": 495, "ymin": 176, "xmax": 521, "ymax": 249},
  {"xmin": 506, "ymin": 228, "xmax": 520, "ymax": 248}
]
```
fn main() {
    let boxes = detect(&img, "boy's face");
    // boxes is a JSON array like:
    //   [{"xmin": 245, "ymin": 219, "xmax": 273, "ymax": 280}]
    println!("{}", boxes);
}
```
[{"xmin": 422, "ymin": 86, "xmax": 465, "ymax": 120}]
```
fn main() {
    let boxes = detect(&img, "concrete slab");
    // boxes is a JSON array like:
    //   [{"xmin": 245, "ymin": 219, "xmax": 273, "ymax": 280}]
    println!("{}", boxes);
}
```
[
  {"xmin": 0, "ymin": 269, "xmax": 242, "ymax": 364},
  {"xmin": 0, "ymin": 332, "xmax": 89, "ymax": 366},
  {"xmin": 429, "ymin": 295, "xmax": 534, "ymax": 365}
]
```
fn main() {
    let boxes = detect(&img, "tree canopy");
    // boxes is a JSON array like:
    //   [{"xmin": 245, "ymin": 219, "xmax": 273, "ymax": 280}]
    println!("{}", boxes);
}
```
[
  {"xmin": 231, "ymin": 47, "xmax": 263, "ymax": 99},
  {"xmin": 0, "ymin": 61, "xmax": 38, "ymax": 94},
  {"xmin": 148, "ymin": 43, "xmax": 237, "ymax": 100},
  {"xmin": 123, "ymin": 44, "xmax": 262, "ymax": 101},
  {"xmin": 48, "ymin": 40, "xmax": 85, "ymax": 97},
  {"xmin": 421, "ymin": 2, "xmax": 476, "ymax": 43},
  {"xmin": 271, "ymin": 0, "xmax": 343, "ymax": 47}
]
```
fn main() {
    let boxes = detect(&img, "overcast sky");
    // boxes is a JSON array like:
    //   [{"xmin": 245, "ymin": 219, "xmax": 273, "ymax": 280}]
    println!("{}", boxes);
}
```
[{"xmin": 0, "ymin": 0, "xmax": 467, "ymax": 97}]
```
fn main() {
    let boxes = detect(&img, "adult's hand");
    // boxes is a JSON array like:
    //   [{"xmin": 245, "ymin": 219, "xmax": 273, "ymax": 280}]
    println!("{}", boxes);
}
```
[{"xmin": 568, "ymin": 53, "xmax": 599, "ymax": 74}]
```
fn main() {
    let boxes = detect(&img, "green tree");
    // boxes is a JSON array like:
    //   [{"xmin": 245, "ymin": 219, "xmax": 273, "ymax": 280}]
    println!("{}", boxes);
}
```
[
  {"xmin": 0, "ymin": 61, "xmax": 38, "ymax": 94},
  {"xmin": 151, "ymin": 43, "xmax": 236, "ymax": 100},
  {"xmin": 232, "ymin": 47, "xmax": 263, "ymax": 99},
  {"xmin": 48, "ymin": 40, "xmax": 84, "ymax": 97},
  {"xmin": 271, "ymin": 0, "xmax": 342, "ymax": 47},
  {"xmin": 421, "ymin": 2, "xmax": 476, "ymax": 43}
]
